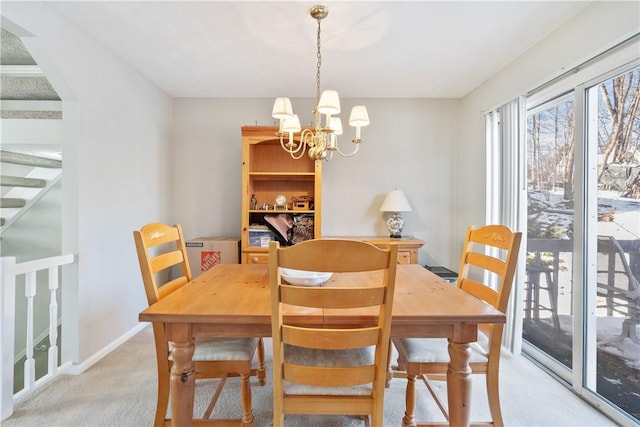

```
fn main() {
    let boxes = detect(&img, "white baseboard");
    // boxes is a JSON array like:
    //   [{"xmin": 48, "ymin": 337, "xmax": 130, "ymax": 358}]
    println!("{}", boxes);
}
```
[
  {"xmin": 62, "ymin": 323, "xmax": 148, "ymax": 375},
  {"xmin": 13, "ymin": 361, "xmax": 72, "ymax": 405}
]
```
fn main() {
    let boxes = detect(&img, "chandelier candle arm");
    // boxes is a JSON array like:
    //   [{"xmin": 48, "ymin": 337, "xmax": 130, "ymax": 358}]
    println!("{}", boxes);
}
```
[
  {"xmin": 271, "ymin": 5, "xmax": 369, "ymax": 162},
  {"xmin": 280, "ymin": 114, "xmax": 306, "ymax": 159}
]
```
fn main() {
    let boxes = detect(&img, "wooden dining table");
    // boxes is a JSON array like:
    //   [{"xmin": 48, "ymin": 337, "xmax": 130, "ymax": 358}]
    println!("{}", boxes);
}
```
[{"xmin": 139, "ymin": 263, "xmax": 505, "ymax": 427}]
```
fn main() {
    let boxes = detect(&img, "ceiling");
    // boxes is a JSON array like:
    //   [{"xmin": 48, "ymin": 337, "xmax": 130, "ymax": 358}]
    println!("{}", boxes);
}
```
[{"xmin": 31, "ymin": 1, "xmax": 593, "ymax": 99}]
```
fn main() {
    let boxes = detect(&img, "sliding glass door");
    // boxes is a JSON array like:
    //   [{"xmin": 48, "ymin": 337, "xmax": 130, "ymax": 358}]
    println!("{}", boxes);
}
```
[
  {"xmin": 583, "ymin": 66, "xmax": 639, "ymax": 422},
  {"xmin": 524, "ymin": 94, "xmax": 575, "ymax": 370},
  {"xmin": 523, "ymin": 64, "xmax": 639, "ymax": 424}
]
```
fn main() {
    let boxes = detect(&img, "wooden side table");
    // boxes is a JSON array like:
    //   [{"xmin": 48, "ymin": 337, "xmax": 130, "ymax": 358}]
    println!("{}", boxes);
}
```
[
  {"xmin": 330, "ymin": 236, "xmax": 424, "ymax": 264},
  {"xmin": 245, "ymin": 236, "xmax": 424, "ymax": 265}
]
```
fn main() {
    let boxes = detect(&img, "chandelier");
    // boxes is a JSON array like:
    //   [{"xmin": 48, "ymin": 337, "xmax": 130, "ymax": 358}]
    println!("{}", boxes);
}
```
[{"xmin": 271, "ymin": 5, "xmax": 370, "ymax": 161}]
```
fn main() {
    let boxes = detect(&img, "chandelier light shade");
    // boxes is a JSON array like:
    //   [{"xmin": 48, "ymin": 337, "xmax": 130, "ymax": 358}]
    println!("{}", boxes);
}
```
[
  {"xmin": 380, "ymin": 189, "xmax": 412, "ymax": 238},
  {"xmin": 329, "ymin": 117, "xmax": 343, "ymax": 134},
  {"xmin": 317, "ymin": 90, "xmax": 341, "ymax": 115},
  {"xmin": 272, "ymin": 97, "xmax": 293, "ymax": 119},
  {"xmin": 272, "ymin": 5, "xmax": 370, "ymax": 161}
]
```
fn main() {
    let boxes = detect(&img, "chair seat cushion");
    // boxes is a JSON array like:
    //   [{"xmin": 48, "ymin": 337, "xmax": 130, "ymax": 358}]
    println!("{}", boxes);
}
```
[
  {"xmin": 169, "ymin": 337, "xmax": 259, "ymax": 361},
  {"xmin": 283, "ymin": 344, "xmax": 374, "ymax": 396},
  {"xmin": 394, "ymin": 335, "xmax": 489, "ymax": 364}
]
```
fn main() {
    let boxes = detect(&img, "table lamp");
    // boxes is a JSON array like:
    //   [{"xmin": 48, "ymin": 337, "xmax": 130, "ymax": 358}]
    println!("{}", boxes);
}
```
[{"xmin": 379, "ymin": 189, "xmax": 412, "ymax": 238}]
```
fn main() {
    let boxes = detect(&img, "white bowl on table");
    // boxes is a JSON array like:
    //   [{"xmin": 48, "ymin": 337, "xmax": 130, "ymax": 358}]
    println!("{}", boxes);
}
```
[{"xmin": 279, "ymin": 268, "xmax": 333, "ymax": 286}]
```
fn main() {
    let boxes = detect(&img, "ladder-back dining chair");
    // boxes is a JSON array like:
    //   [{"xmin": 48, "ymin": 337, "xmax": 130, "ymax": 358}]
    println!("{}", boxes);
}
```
[
  {"xmin": 134, "ymin": 222, "xmax": 266, "ymax": 427},
  {"xmin": 393, "ymin": 225, "xmax": 522, "ymax": 427},
  {"xmin": 269, "ymin": 239, "xmax": 399, "ymax": 427}
]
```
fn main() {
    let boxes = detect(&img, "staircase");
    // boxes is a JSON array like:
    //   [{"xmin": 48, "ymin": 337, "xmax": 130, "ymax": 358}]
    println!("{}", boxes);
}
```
[
  {"xmin": 1, "ymin": 26, "xmax": 63, "ymax": 235},
  {"xmin": 0, "ymin": 150, "xmax": 62, "ymax": 234}
]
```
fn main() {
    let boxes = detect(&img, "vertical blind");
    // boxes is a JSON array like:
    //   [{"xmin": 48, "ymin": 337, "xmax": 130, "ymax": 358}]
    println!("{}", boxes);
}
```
[{"xmin": 484, "ymin": 96, "xmax": 526, "ymax": 353}]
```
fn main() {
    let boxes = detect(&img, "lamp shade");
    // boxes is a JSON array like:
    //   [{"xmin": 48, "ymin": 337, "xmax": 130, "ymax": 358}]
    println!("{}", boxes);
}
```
[
  {"xmin": 329, "ymin": 117, "xmax": 343, "ymax": 135},
  {"xmin": 317, "ymin": 90, "xmax": 341, "ymax": 115},
  {"xmin": 272, "ymin": 97, "xmax": 293, "ymax": 119},
  {"xmin": 349, "ymin": 105, "xmax": 370, "ymax": 127},
  {"xmin": 380, "ymin": 189, "xmax": 412, "ymax": 212},
  {"xmin": 283, "ymin": 114, "xmax": 301, "ymax": 133}
]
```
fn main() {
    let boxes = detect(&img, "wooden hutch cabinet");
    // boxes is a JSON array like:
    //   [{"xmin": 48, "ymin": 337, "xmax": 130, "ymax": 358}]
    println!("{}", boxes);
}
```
[{"xmin": 241, "ymin": 126, "xmax": 322, "ymax": 264}]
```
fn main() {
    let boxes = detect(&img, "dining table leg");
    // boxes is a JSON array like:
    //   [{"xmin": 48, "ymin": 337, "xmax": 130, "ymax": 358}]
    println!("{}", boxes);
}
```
[
  {"xmin": 167, "ymin": 323, "xmax": 195, "ymax": 427},
  {"xmin": 447, "ymin": 333, "xmax": 474, "ymax": 427}
]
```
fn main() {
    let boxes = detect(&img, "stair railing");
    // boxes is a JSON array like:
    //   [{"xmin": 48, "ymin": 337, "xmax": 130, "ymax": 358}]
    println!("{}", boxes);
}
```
[{"xmin": 1, "ymin": 254, "xmax": 75, "ymax": 421}]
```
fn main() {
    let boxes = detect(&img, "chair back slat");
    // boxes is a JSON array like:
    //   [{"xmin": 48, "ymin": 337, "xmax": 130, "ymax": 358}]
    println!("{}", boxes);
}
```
[
  {"xmin": 283, "ymin": 325, "xmax": 379, "ymax": 349},
  {"xmin": 157, "ymin": 277, "xmax": 189, "ymax": 301},
  {"xmin": 464, "ymin": 251, "xmax": 507, "ymax": 277},
  {"xmin": 469, "ymin": 225, "xmax": 516, "ymax": 250},
  {"xmin": 277, "ymin": 238, "xmax": 392, "ymax": 272},
  {"xmin": 459, "ymin": 278, "xmax": 500, "ymax": 308},
  {"xmin": 280, "ymin": 285, "xmax": 386, "ymax": 309},
  {"xmin": 150, "ymin": 250, "xmax": 186, "ymax": 275},
  {"xmin": 138, "ymin": 222, "xmax": 181, "ymax": 246},
  {"xmin": 284, "ymin": 364, "xmax": 377, "ymax": 388}
]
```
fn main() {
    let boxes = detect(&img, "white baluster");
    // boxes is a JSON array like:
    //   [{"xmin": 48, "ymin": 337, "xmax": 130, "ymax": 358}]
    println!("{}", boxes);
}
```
[
  {"xmin": 48, "ymin": 266, "xmax": 59, "ymax": 374},
  {"xmin": 1, "ymin": 257, "xmax": 17, "ymax": 420},
  {"xmin": 23, "ymin": 272, "xmax": 36, "ymax": 391}
]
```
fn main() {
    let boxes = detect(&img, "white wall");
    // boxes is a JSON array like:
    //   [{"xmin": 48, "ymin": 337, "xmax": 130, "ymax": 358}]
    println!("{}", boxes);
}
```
[
  {"xmin": 171, "ymin": 97, "xmax": 460, "ymax": 267},
  {"xmin": 2, "ymin": 2, "xmax": 173, "ymax": 365}
]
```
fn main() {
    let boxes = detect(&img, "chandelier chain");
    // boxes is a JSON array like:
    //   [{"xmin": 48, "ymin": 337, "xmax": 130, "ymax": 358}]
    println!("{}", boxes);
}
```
[{"xmin": 316, "ymin": 17, "xmax": 322, "ymax": 106}]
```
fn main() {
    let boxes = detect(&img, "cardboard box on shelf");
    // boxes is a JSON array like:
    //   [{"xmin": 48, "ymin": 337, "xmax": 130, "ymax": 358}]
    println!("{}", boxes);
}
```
[{"xmin": 185, "ymin": 237, "xmax": 239, "ymax": 277}]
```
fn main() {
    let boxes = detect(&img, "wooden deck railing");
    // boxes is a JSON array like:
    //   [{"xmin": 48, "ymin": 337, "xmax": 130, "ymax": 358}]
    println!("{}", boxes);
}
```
[
  {"xmin": 527, "ymin": 238, "xmax": 640, "ymax": 280},
  {"xmin": 525, "ymin": 238, "xmax": 639, "ymax": 326},
  {"xmin": 1, "ymin": 254, "xmax": 75, "ymax": 420}
]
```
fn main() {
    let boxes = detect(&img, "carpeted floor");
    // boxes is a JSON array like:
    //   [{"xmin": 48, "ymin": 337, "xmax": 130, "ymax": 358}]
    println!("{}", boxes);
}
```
[{"xmin": 3, "ymin": 325, "xmax": 616, "ymax": 426}]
